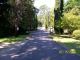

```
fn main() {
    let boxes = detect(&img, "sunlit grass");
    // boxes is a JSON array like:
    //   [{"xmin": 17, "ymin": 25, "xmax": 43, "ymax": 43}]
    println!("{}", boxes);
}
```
[
  {"xmin": 0, "ymin": 35, "xmax": 27, "ymax": 43},
  {"xmin": 53, "ymin": 34, "xmax": 80, "ymax": 54}
]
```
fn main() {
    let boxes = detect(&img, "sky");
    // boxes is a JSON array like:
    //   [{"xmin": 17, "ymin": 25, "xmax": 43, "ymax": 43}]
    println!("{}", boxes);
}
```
[{"xmin": 34, "ymin": 0, "xmax": 68, "ymax": 9}]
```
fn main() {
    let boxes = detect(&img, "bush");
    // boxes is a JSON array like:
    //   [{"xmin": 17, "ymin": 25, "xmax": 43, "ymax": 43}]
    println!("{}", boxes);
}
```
[
  {"xmin": 72, "ymin": 30, "xmax": 80, "ymax": 39},
  {"xmin": 61, "ymin": 12, "xmax": 80, "ymax": 33}
]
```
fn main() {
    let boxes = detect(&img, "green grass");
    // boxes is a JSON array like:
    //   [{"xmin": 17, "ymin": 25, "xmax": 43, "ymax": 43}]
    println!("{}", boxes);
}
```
[
  {"xmin": 52, "ymin": 34, "xmax": 80, "ymax": 54},
  {"xmin": 0, "ymin": 35, "xmax": 27, "ymax": 43}
]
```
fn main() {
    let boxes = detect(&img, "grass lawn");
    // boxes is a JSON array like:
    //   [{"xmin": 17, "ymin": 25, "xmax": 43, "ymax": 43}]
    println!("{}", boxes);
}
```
[
  {"xmin": 0, "ymin": 35, "xmax": 27, "ymax": 43},
  {"xmin": 52, "ymin": 34, "xmax": 80, "ymax": 54}
]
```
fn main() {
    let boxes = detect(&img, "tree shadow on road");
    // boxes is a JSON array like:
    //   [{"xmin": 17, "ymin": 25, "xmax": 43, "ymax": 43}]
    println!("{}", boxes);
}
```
[{"xmin": 0, "ymin": 30, "xmax": 80, "ymax": 60}]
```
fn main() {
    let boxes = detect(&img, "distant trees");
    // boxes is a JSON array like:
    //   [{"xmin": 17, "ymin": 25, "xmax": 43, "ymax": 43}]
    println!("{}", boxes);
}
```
[
  {"xmin": 0, "ymin": 0, "xmax": 38, "ymax": 37},
  {"xmin": 38, "ymin": 5, "xmax": 49, "ymax": 27},
  {"xmin": 38, "ymin": 5, "xmax": 54, "ymax": 31}
]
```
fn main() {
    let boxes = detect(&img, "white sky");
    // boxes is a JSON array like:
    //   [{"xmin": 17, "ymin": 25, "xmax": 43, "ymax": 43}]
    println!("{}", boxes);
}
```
[
  {"xmin": 34, "ymin": 0, "xmax": 68, "ymax": 9},
  {"xmin": 34, "ymin": 0, "xmax": 55, "ymax": 8}
]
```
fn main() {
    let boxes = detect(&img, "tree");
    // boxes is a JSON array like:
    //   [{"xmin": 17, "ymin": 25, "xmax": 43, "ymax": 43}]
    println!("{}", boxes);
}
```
[
  {"xmin": 64, "ymin": 0, "xmax": 80, "ymax": 12},
  {"xmin": 0, "ymin": 0, "xmax": 11, "ymax": 37},
  {"xmin": 38, "ymin": 5, "xmax": 49, "ymax": 28},
  {"xmin": 49, "ymin": 9, "xmax": 54, "ymax": 28},
  {"xmin": 61, "ymin": 0, "xmax": 80, "ymax": 33},
  {"xmin": 0, "ymin": 0, "xmax": 38, "ymax": 37},
  {"xmin": 9, "ymin": 0, "xmax": 38, "ymax": 34},
  {"xmin": 54, "ymin": 0, "xmax": 64, "ymax": 34},
  {"xmin": 54, "ymin": 0, "xmax": 64, "ymax": 20}
]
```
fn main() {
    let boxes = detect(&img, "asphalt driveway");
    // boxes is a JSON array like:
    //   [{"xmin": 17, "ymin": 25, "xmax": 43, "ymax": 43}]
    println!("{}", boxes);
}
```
[{"xmin": 0, "ymin": 29, "xmax": 80, "ymax": 60}]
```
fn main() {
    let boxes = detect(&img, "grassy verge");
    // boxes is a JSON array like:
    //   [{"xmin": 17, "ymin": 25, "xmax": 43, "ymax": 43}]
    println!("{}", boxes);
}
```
[
  {"xmin": 52, "ymin": 34, "xmax": 80, "ymax": 54},
  {"xmin": 0, "ymin": 35, "xmax": 27, "ymax": 43}
]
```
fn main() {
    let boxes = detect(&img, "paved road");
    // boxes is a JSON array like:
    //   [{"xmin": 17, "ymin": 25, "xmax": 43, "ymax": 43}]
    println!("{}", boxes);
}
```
[{"xmin": 0, "ymin": 29, "xmax": 80, "ymax": 60}]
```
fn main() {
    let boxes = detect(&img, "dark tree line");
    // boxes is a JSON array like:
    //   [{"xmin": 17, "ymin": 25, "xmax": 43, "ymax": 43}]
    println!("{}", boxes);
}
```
[{"xmin": 0, "ymin": 0, "xmax": 38, "ymax": 37}]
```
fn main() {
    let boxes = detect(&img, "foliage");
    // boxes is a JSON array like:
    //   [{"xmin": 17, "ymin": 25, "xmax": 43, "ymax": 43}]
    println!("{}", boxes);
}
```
[
  {"xmin": 49, "ymin": 9, "xmax": 54, "ymax": 27},
  {"xmin": 62, "ymin": 0, "xmax": 80, "ymax": 34},
  {"xmin": 70, "ymin": 6, "xmax": 80, "ymax": 15},
  {"xmin": 44, "ymin": 9, "xmax": 54, "ymax": 29},
  {"xmin": 38, "ymin": 5, "xmax": 49, "ymax": 27},
  {"xmin": 54, "ymin": 0, "xmax": 64, "ymax": 34},
  {"xmin": 20, "ymin": 1, "xmax": 38, "ymax": 31},
  {"xmin": 0, "ymin": 0, "xmax": 38, "ymax": 37},
  {"xmin": 45, "ymin": 14, "xmax": 49, "ymax": 29},
  {"xmin": 54, "ymin": 0, "xmax": 64, "ymax": 20},
  {"xmin": 0, "ymin": 0, "xmax": 11, "ymax": 37},
  {"xmin": 38, "ymin": 5, "xmax": 54, "ymax": 30},
  {"xmin": 72, "ymin": 30, "xmax": 80, "ymax": 39},
  {"xmin": 61, "ymin": 12, "xmax": 80, "ymax": 33},
  {"xmin": 54, "ymin": 18, "xmax": 63, "ymax": 34},
  {"xmin": 64, "ymin": 0, "xmax": 80, "ymax": 12}
]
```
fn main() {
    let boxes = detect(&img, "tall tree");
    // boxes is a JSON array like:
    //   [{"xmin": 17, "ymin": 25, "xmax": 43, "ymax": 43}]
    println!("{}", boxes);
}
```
[
  {"xmin": 54, "ymin": 0, "xmax": 64, "ymax": 20},
  {"xmin": 54, "ymin": 0, "xmax": 64, "ymax": 33},
  {"xmin": 9, "ymin": 0, "xmax": 38, "ymax": 34},
  {"xmin": 0, "ymin": 0, "xmax": 38, "ymax": 37}
]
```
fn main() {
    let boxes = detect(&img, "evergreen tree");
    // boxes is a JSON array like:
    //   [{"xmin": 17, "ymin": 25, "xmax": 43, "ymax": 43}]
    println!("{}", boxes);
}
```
[{"xmin": 54, "ymin": 0, "xmax": 64, "ymax": 34}]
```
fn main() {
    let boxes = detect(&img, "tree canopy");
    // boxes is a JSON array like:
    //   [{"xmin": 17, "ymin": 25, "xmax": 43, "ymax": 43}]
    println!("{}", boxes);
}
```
[{"xmin": 0, "ymin": 0, "xmax": 38, "ymax": 37}]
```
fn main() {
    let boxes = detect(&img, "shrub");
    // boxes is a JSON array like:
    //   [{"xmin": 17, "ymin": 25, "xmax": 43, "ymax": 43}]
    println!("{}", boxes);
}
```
[
  {"xmin": 61, "ymin": 12, "xmax": 80, "ymax": 33},
  {"xmin": 72, "ymin": 30, "xmax": 80, "ymax": 39}
]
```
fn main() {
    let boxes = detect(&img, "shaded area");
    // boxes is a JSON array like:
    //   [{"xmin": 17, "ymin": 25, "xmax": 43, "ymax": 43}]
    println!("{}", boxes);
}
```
[
  {"xmin": 0, "ymin": 35, "xmax": 26, "ymax": 43},
  {"xmin": 62, "ymin": 42, "xmax": 80, "ymax": 54},
  {"xmin": 0, "ymin": 0, "xmax": 38, "ymax": 37},
  {"xmin": 0, "ymin": 29, "xmax": 80, "ymax": 60},
  {"xmin": 53, "ymin": 34, "xmax": 80, "ymax": 54}
]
